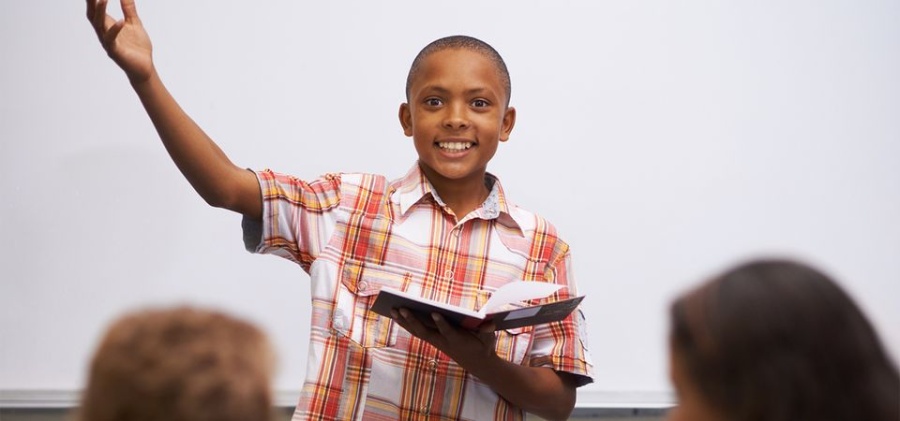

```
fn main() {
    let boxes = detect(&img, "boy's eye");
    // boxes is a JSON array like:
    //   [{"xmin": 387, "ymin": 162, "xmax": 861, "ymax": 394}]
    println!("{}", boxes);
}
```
[
  {"xmin": 425, "ymin": 98, "xmax": 443, "ymax": 107},
  {"xmin": 472, "ymin": 99, "xmax": 489, "ymax": 108}
]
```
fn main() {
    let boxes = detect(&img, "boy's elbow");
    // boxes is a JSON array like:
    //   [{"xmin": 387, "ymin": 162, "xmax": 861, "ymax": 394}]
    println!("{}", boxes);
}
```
[
  {"xmin": 524, "ymin": 390, "xmax": 575, "ymax": 420},
  {"xmin": 192, "ymin": 167, "xmax": 260, "ymax": 214},
  {"xmin": 546, "ymin": 396, "xmax": 576, "ymax": 421},
  {"xmin": 205, "ymin": 188, "xmax": 261, "ymax": 219},
  {"xmin": 537, "ymin": 376, "xmax": 577, "ymax": 421},
  {"xmin": 201, "ymin": 188, "xmax": 239, "ymax": 212},
  {"xmin": 199, "ymin": 188, "xmax": 230, "ymax": 209},
  {"xmin": 206, "ymin": 197, "xmax": 230, "ymax": 211},
  {"xmin": 532, "ymin": 405, "xmax": 574, "ymax": 421}
]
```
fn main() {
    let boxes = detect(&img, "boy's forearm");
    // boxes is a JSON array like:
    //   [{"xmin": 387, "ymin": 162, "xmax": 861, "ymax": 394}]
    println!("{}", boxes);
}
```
[
  {"xmin": 129, "ymin": 70, "xmax": 261, "ymax": 218},
  {"xmin": 464, "ymin": 354, "xmax": 576, "ymax": 421}
]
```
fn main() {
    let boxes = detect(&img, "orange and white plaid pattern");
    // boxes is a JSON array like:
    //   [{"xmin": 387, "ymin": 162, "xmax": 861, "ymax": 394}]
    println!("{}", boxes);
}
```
[{"xmin": 243, "ymin": 164, "xmax": 594, "ymax": 421}]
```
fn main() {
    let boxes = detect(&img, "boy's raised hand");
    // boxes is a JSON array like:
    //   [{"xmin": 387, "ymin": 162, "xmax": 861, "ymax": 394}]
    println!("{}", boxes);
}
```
[
  {"xmin": 84, "ymin": 0, "xmax": 262, "ymax": 218},
  {"xmin": 87, "ymin": 0, "xmax": 153, "ymax": 84}
]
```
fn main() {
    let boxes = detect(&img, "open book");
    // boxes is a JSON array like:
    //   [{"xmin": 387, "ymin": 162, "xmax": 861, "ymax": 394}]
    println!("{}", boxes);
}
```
[{"xmin": 370, "ymin": 281, "xmax": 584, "ymax": 330}]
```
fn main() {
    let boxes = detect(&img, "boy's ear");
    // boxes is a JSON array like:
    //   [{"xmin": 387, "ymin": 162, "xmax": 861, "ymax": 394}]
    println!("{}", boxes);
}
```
[
  {"xmin": 499, "ymin": 106, "xmax": 516, "ymax": 142},
  {"xmin": 399, "ymin": 103, "xmax": 413, "ymax": 137}
]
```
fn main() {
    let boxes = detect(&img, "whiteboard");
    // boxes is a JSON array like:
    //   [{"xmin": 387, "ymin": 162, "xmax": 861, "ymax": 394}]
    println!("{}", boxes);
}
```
[{"xmin": 2, "ymin": 0, "xmax": 898, "ymax": 408}]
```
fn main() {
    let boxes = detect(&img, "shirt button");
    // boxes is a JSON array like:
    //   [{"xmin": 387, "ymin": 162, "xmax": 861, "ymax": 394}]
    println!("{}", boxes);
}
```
[
  {"xmin": 444, "ymin": 269, "xmax": 453, "ymax": 279},
  {"xmin": 427, "ymin": 360, "xmax": 438, "ymax": 370},
  {"xmin": 358, "ymin": 280, "xmax": 369, "ymax": 291},
  {"xmin": 332, "ymin": 311, "xmax": 345, "ymax": 331},
  {"xmin": 420, "ymin": 405, "xmax": 429, "ymax": 414}
]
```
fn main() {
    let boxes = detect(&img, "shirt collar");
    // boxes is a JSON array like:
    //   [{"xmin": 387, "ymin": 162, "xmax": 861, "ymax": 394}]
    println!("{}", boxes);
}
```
[{"xmin": 392, "ymin": 164, "xmax": 524, "ymax": 234}]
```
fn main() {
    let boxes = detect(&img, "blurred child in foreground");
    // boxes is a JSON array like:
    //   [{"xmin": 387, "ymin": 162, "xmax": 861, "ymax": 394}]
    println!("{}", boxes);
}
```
[{"xmin": 667, "ymin": 259, "xmax": 899, "ymax": 421}]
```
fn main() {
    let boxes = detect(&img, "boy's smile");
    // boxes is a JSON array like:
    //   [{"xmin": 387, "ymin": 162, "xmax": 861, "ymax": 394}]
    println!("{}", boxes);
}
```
[{"xmin": 400, "ymin": 48, "xmax": 516, "ymax": 203}]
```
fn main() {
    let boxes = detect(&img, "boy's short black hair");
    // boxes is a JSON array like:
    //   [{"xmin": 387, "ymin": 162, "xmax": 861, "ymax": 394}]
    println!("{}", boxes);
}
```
[{"xmin": 405, "ymin": 35, "xmax": 512, "ymax": 107}]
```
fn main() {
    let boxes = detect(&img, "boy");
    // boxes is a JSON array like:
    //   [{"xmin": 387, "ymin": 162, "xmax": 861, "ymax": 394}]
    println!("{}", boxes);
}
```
[
  {"xmin": 76, "ymin": 306, "xmax": 275, "ymax": 421},
  {"xmin": 87, "ymin": 0, "xmax": 594, "ymax": 419}
]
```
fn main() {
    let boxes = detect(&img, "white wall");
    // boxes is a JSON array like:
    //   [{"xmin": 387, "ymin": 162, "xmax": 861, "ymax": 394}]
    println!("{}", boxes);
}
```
[{"xmin": 2, "ymin": 0, "xmax": 898, "ymax": 408}]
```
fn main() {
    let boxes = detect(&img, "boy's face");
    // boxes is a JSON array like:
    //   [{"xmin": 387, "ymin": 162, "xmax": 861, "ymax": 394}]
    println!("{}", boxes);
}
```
[{"xmin": 399, "ymin": 48, "xmax": 516, "ymax": 189}]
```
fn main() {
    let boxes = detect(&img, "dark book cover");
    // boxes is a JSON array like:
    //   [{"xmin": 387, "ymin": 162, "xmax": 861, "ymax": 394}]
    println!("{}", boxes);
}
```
[{"xmin": 370, "ymin": 283, "xmax": 584, "ymax": 330}]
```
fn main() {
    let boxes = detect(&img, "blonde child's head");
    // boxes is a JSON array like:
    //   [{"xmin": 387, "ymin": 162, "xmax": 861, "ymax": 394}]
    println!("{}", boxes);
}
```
[{"xmin": 75, "ymin": 306, "xmax": 276, "ymax": 421}]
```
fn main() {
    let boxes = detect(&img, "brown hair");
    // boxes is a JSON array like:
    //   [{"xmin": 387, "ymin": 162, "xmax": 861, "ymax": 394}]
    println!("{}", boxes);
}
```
[
  {"xmin": 670, "ymin": 259, "xmax": 899, "ymax": 421},
  {"xmin": 75, "ymin": 306, "xmax": 275, "ymax": 421}
]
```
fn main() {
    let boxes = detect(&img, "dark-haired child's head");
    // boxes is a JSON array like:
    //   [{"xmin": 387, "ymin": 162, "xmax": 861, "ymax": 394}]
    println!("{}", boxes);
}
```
[
  {"xmin": 399, "ymin": 35, "xmax": 517, "ymax": 194},
  {"xmin": 75, "ymin": 306, "xmax": 276, "ymax": 421},
  {"xmin": 667, "ymin": 259, "xmax": 899, "ymax": 421},
  {"xmin": 406, "ymin": 35, "xmax": 511, "ymax": 107}
]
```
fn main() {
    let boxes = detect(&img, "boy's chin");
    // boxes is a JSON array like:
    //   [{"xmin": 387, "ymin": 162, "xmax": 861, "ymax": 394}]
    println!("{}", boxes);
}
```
[
  {"xmin": 424, "ymin": 167, "xmax": 485, "ymax": 184},
  {"xmin": 419, "ymin": 161, "xmax": 486, "ymax": 180}
]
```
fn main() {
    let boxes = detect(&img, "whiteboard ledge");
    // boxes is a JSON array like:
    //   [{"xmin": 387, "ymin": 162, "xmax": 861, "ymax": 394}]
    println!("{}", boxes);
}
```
[
  {"xmin": 0, "ymin": 390, "xmax": 302, "ymax": 408},
  {"xmin": 0, "ymin": 389, "xmax": 675, "ymax": 409},
  {"xmin": 0, "ymin": 390, "xmax": 80, "ymax": 408},
  {"xmin": 575, "ymin": 390, "xmax": 674, "ymax": 409}
]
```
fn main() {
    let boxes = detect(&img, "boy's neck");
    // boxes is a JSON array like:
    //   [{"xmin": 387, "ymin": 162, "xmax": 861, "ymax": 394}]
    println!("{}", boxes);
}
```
[{"xmin": 422, "ymin": 169, "xmax": 491, "ymax": 218}]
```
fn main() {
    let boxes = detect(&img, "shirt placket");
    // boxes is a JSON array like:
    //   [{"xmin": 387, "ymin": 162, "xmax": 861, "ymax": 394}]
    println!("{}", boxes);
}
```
[{"xmin": 411, "ymin": 222, "xmax": 464, "ymax": 419}]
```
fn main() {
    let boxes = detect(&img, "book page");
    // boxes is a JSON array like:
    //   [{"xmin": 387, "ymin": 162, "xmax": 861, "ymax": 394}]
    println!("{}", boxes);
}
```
[{"xmin": 483, "ymin": 281, "xmax": 565, "ymax": 313}]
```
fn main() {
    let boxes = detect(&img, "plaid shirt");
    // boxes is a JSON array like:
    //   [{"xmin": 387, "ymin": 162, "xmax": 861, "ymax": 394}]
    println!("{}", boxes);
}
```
[{"xmin": 243, "ymin": 164, "xmax": 594, "ymax": 421}]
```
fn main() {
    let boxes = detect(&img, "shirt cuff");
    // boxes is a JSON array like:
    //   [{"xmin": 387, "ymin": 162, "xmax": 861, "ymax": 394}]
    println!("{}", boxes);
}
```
[{"xmin": 242, "ymin": 215, "xmax": 263, "ymax": 253}]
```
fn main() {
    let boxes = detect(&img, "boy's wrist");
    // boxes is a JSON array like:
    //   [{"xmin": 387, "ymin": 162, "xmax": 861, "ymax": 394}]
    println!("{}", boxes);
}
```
[
  {"xmin": 127, "ymin": 66, "xmax": 158, "ymax": 89},
  {"xmin": 460, "ymin": 348, "xmax": 504, "ymax": 380}
]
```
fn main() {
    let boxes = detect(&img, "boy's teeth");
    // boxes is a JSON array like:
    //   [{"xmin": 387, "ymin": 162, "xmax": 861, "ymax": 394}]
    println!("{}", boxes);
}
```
[{"xmin": 438, "ymin": 142, "xmax": 472, "ymax": 151}]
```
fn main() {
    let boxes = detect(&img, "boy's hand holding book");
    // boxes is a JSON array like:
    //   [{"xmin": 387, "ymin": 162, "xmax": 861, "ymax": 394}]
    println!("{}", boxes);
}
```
[{"xmin": 371, "ymin": 280, "xmax": 585, "ymax": 331}]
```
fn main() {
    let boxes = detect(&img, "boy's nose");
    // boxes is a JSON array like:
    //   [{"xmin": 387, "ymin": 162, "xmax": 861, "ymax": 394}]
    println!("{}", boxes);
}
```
[{"xmin": 442, "ymin": 105, "xmax": 469, "ymax": 130}]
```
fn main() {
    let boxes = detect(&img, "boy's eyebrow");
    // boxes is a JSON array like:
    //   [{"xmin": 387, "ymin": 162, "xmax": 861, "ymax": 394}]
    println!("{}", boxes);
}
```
[{"xmin": 419, "ymin": 85, "xmax": 496, "ymax": 97}]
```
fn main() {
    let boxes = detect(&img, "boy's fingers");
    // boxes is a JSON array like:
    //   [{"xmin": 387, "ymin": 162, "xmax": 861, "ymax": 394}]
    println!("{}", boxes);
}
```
[
  {"xmin": 91, "ymin": 0, "xmax": 113, "ymax": 38},
  {"xmin": 395, "ymin": 309, "xmax": 423, "ymax": 335},
  {"xmin": 94, "ymin": 0, "xmax": 108, "ymax": 28},
  {"xmin": 86, "ymin": 0, "xmax": 95, "ymax": 22},
  {"xmin": 431, "ymin": 313, "xmax": 456, "ymax": 338},
  {"xmin": 121, "ymin": 0, "xmax": 139, "ymax": 21},
  {"xmin": 89, "ymin": 0, "xmax": 104, "ymax": 36},
  {"xmin": 478, "ymin": 329, "xmax": 496, "ymax": 345}
]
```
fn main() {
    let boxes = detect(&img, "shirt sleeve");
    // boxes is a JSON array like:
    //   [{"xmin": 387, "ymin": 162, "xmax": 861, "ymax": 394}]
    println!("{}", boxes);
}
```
[
  {"xmin": 241, "ymin": 169, "xmax": 343, "ymax": 273},
  {"xmin": 527, "ymin": 248, "xmax": 595, "ymax": 386}
]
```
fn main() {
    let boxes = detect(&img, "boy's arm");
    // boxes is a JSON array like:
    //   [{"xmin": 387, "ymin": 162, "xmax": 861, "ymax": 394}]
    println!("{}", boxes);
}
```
[
  {"xmin": 86, "ymin": 0, "xmax": 261, "ymax": 218},
  {"xmin": 392, "ymin": 309, "xmax": 579, "ymax": 421}
]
